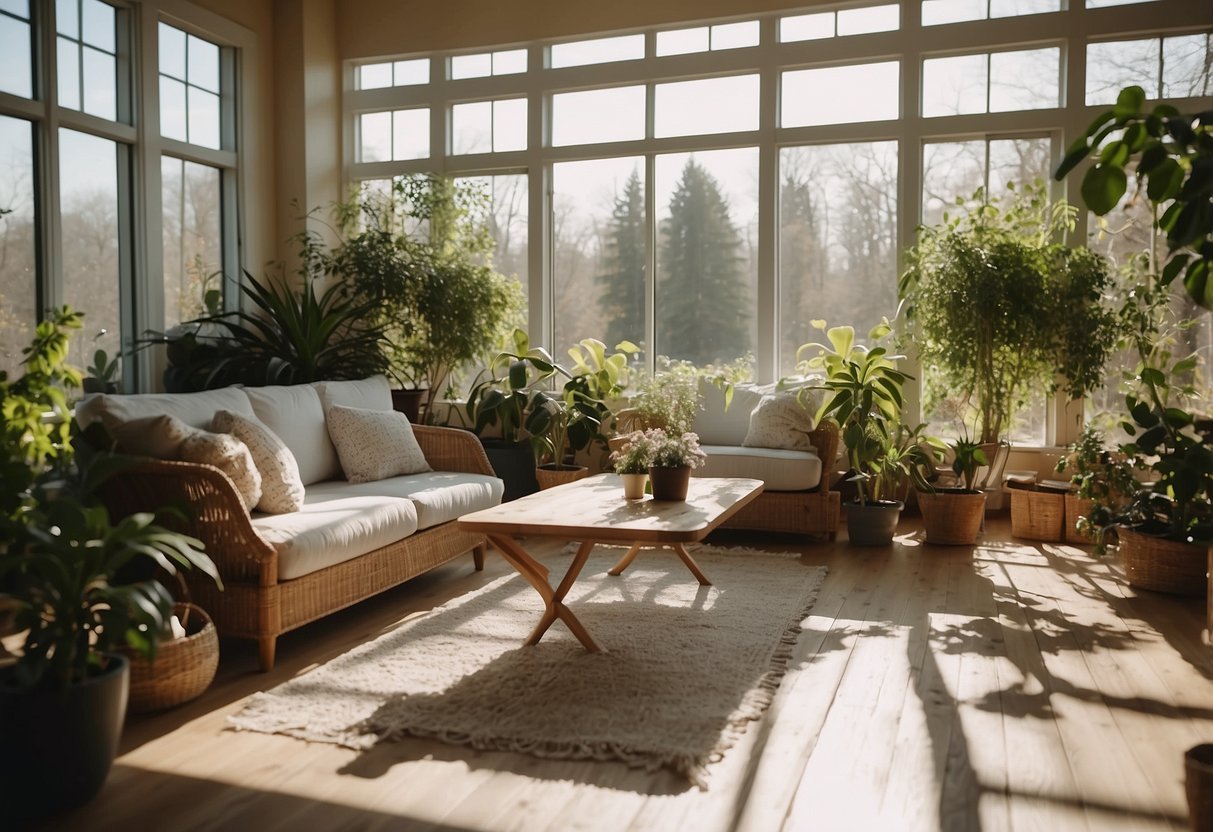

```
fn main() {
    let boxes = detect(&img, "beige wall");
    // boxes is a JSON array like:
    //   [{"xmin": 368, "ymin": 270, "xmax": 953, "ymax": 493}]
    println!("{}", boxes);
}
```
[{"xmin": 338, "ymin": 0, "xmax": 830, "ymax": 59}]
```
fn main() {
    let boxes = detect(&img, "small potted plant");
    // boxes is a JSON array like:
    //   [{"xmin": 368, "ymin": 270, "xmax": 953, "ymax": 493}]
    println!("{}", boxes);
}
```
[
  {"xmin": 918, "ymin": 436, "xmax": 989, "ymax": 545},
  {"xmin": 644, "ymin": 429, "xmax": 707, "ymax": 501},
  {"xmin": 610, "ymin": 430, "xmax": 655, "ymax": 499}
]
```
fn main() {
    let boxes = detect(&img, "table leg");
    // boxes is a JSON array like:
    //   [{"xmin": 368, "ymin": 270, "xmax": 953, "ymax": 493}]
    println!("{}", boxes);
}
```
[
  {"xmin": 673, "ymin": 542, "xmax": 712, "ymax": 586},
  {"xmin": 607, "ymin": 543, "xmax": 644, "ymax": 576},
  {"xmin": 488, "ymin": 535, "xmax": 601, "ymax": 652}
]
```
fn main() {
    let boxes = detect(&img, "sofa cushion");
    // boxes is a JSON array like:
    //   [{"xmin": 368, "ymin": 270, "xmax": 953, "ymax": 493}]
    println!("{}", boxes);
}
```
[
  {"xmin": 106, "ymin": 413, "xmax": 197, "ymax": 458},
  {"xmin": 76, "ymin": 387, "xmax": 254, "ymax": 431},
  {"xmin": 693, "ymin": 380, "xmax": 767, "ymax": 446},
  {"xmin": 178, "ymin": 430, "xmax": 263, "ymax": 512},
  {"xmin": 694, "ymin": 444, "xmax": 822, "ymax": 491},
  {"xmin": 251, "ymin": 492, "xmax": 420, "ymax": 581},
  {"xmin": 313, "ymin": 375, "xmax": 393, "ymax": 413},
  {"xmin": 213, "ymin": 410, "xmax": 305, "ymax": 514},
  {"xmin": 743, "ymin": 392, "xmax": 817, "ymax": 451},
  {"xmin": 244, "ymin": 385, "xmax": 341, "ymax": 485},
  {"xmin": 306, "ymin": 472, "xmax": 504, "ymax": 531},
  {"xmin": 326, "ymin": 405, "xmax": 431, "ymax": 483}
]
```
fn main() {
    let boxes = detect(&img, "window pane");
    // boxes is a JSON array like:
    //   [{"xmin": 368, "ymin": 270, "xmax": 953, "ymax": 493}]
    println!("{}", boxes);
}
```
[
  {"xmin": 188, "ymin": 34, "xmax": 220, "ymax": 93},
  {"xmin": 551, "ymin": 34, "xmax": 644, "ymax": 68},
  {"xmin": 655, "ymin": 148, "xmax": 758, "ymax": 370},
  {"xmin": 922, "ymin": 54, "xmax": 988, "ymax": 117},
  {"xmin": 0, "ymin": 13, "xmax": 32, "ymax": 97},
  {"xmin": 81, "ymin": 0, "xmax": 114, "ymax": 52},
  {"xmin": 837, "ymin": 4, "xmax": 899, "ymax": 36},
  {"xmin": 461, "ymin": 172, "xmax": 528, "ymax": 299},
  {"xmin": 1086, "ymin": 39, "xmax": 1160, "ymax": 105},
  {"xmin": 711, "ymin": 21, "xmax": 759, "ymax": 50},
  {"xmin": 0, "ymin": 0, "xmax": 28, "ymax": 15},
  {"xmin": 392, "ymin": 108, "xmax": 430, "ymax": 159},
  {"xmin": 56, "ymin": 0, "xmax": 78, "ymax": 38},
  {"xmin": 552, "ymin": 86, "xmax": 645, "ymax": 147},
  {"xmin": 1086, "ymin": 0, "xmax": 1156, "ymax": 6},
  {"xmin": 990, "ymin": 0, "xmax": 1060, "ymax": 16},
  {"xmin": 779, "ymin": 142, "xmax": 899, "ymax": 376},
  {"xmin": 451, "ymin": 100, "xmax": 492, "ymax": 155},
  {"xmin": 359, "ymin": 62, "xmax": 392, "ymax": 90},
  {"xmin": 656, "ymin": 26, "xmax": 708, "ymax": 57},
  {"xmin": 492, "ymin": 98, "xmax": 527, "ymax": 152},
  {"xmin": 655, "ymin": 75, "xmax": 759, "ymax": 138},
  {"xmin": 359, "ymin": 111, "xmax": 391, "ymax": 162},
  {"xmin": 921, "ymin": 0, "xmax": 985, "ymax": 26},
  {"xmin": 58, "ymin": 38, "xmax": 81, "ymax": 110},
  {"xmin": 161, "ymin": 157, "xmax": 222, "ymax": 328},
  {"xmin": 988, "ymin": 137, "xmax": 1052, "ymax": 194},
  {"xmin": 187, "ymin": 87, "xmax": 221, "ymax": 149},
  {"xmin": 59, "ymin": 128, "xmax": 121, "ymax": 371},
  {"xmin": 922, "ymin": 140, "xmax": 984, "ymax": 227},
  {"xmin": 782, "ymin": 62, "xmax": 900, "ymax": 127},
  {"xmin": 780, "ymin": 12, "xmax": 833, "ymax": 42},
  {"xmin": 1163, "ymin": 34, "xmax": 1212, "ymax": 98},
  {"xmin": 159, "ymin": 22, "xmax": 186, "ymax": 79},
  {"xmin": 492, "ymin": 48, "xmax": 527, "ymax": 75},
  {"xmin": 0, "ymin": 115, "xmax": 36, "ymax": 377},
  {"xmin": 553, "ymin": 157, "xmax": 645, "ymax": 362},
  {"xmin": 451, "ymin": 52, "xmax": 491, "ymax": 80},
  {"xmin": 394, "ymin": 58, "xmax": 429, "ymax": 85},
  {"xmin": 82, "ymin": 46, "xmax": 117, "ymax": 120},
  {"xmin": 989, "ymin": 47, "xmax": 1059, "ymax": 112},
  {"xmin": 159, "ymin": 75, "xmax": 187, "ymax": 141}
]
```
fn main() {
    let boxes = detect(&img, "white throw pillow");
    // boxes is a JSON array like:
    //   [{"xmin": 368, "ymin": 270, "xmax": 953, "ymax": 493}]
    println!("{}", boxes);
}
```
[
  {"xmin": 326, "ymin": 404, "xmax": 432, "ymax": 484},
  {"xmin": 742, "ymin": 393, "xmax": 818, "ymax": 452},
  {"xmin": 213, "ymin": 410, "xmax": 305, "ymax": 514},
  {"xmin": 243, "ymin": 385, "xmax": 341, "ymax": 486},
  {"xmin": 313, "ymin": 375, "xmax": 393, "ymax": 413},
  {"xmin": 178, "ymin": 431, "xmax": 263, "ymax": 512}
]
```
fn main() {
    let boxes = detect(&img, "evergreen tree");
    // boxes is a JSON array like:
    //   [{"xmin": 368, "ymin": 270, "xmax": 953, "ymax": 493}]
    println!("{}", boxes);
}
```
[
  {"xmin": 657, "ymin": 159, "xmax": 750, "ymax": 366},
  {"xmin": 778, "ymin": 169, "xmax": 824, "ymax": 366},
  {"xmin": 595, "ymin": 169, "xmax": 645, "ymax": 351}
]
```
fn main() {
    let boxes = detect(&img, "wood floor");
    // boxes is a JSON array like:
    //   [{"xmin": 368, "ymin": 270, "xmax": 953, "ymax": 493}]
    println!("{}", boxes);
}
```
[{"xmin": 34, "ymin": 514, "xmax": 1213, "ymax": 832}]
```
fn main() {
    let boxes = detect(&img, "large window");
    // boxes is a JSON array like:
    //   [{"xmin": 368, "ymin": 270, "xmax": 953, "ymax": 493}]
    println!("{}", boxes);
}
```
[
  {"xmin": 0, "ymin": 114, "xmax": 36, "ymax": 376},
  {"xmin": 345, "ymin": 0, "xmax": 1213, "ymax": 446}
]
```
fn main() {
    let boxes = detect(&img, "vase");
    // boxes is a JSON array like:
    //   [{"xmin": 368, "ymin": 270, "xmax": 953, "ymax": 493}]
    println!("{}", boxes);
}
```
[
  {"xmin": 846, "ymin": 500, "xmax": 904, "ymax": 546},
  {"xmin": 918, "ymin": 489, "xmax": 986, "ymax": 545},
  {"xmin": 620, "ymin": 472, "xmax": 648, "ymax": 499},
  {"xmin": 648, "ymin": 465, "xmax": 691, "ymax": 501}
]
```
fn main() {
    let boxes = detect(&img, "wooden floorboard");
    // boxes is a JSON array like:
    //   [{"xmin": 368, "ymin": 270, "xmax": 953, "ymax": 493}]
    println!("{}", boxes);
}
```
[{"xmin": 28, "ymin": 515, "xmax": 1213, "ymax": 832}]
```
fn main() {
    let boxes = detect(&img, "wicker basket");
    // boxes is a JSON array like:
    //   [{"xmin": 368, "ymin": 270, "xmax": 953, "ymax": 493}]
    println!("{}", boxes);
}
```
[
  {"xmin": 1118, "ymin": 527, "xmax": 1207, "ymax": 596},
  {"xmin": 1010, "ymin": 487, "xmax": 1066, "ymax": 542},
  {"xmin": 126, "ymin": 602, "xmax": 219, "ymax": 713},
  {"xmin": 918, "ymin": 490, "xmax": 986, "ymax": 545},
  {"xmin": 535, "ymin": 464, "xmax": 588, "ymax": 490},
  {"xmin": 1064, "ymin": 494, "xmax": 1097, "ymax": 544}
]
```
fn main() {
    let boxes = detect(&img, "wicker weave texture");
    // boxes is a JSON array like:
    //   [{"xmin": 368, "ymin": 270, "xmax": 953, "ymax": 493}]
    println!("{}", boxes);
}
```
[
  {"xmin": 413, "ymin": 425, "xmax": 496, "ymax": 476},
  {"xmin": 1118, "ymin": 527, "xmax": 1207, "ymax": 596},
  {"xmin": 126, "ymin": 602, "xmax": 218, "ymax": 713},
  {"xmin": 919, "ymin": 491, "xmax": 985, "ymax": 545},
  {"xmin": 1010, "ymin": 489, "xmax": 1065, "ymax": 542},
  {"xmin": 721, "ymin": 489, "xmax": 840, "ymax": 536},
  {"xmin": 1064, "ymin": 495, "xmax": 1097, "ymax": 545}
]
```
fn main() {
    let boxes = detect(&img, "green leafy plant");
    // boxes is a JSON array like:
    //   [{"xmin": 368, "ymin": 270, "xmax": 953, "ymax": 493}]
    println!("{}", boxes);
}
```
[
  {"xmin": 0, "ymin": 308, "xmax": 220, "ymax": 691},
  {"xmin": 899, "ymin": 181, "xmax": 1121, "ymax": 444},
  {"xmin": 1055, "ymin": 85, "xmax": 1213, "ymax": 310},
  {"xmin": 629, "ymin": 360, "xmax": 702, "ymax": 435},
  {"xmin": 950, "ymin": 437, "xmax": 990, "ymax": 492},
  {"xmin": 876, "ymin": 422, "xmax": 947, "ymax": 500}
]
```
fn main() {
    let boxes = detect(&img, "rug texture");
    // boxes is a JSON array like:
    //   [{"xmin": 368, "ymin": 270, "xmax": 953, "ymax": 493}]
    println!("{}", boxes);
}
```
[{"xmin": 229, "ymin": 544, "xmax": 827, "ymax": 787}]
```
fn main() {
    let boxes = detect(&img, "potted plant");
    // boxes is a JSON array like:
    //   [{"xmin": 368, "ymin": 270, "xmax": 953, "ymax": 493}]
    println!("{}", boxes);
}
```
[
  {"xmin": 1054, "ymin": 424, "xmax": 1134, "ymax": 545},
  {"xmin": 798, "ymin": 319, "xmax": 913, "ymax": 546},
  {"xmin": 644, "ymin": 429, "xmax": 707, "ymax": 501},
  {"xmin": 610, "ymin": 430, "xmax": 654, "ymax": 499},
  {"xmin": 918, "ymin": 436, "xmax": 989, "ymax": 545},
  {"xmin": 624, "ymin": 360, "xmax": 702, "ymax": 437},
  {"xmin": 0, "ymin": 308, "xmax": 220, "ymax": 822},
  {"xmin": 530, "ymin": 378, "xmax": 604, "ymax": 490}
]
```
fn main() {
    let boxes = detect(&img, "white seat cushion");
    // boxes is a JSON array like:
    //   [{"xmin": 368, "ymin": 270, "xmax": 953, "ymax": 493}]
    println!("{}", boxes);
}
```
[
  {"xmin": 244, "ymin": 385, "xmax": 341, "ymax": 485},
  {"xmin": 694, "ymin": 444, "xmax": 822, "ymax": 491},
  {"xmin": 251, "ymin": 491, "xmax": 420, "ymax": 580},
  {"xmin": 693, "ymin": 380, "xmax": 768, "ymax": 445},
  {"xmin": 305, "ymin": 473, "xmax": 504, "ymax": 531},
  {"xmin": 313, "ymin": 375, "xmax": 394, "ymax": 413},
  {"xmin": 76, "ymin": 387, "xmax": 254, "ymax": 431}
]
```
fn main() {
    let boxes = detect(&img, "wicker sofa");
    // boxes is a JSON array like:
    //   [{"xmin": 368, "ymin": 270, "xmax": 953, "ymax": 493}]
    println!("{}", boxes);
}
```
[
  {"xmin": 78, "ymin": 377, "xmax": 502, "ymax": 671},
  {"xmin": 692, "ymin": 380, "xmax": 840, "ymax": 537}
]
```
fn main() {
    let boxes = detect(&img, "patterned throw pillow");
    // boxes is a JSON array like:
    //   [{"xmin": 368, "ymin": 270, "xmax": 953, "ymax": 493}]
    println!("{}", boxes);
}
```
[
  {"xmin": 178, "ymin": 430, "xmax": 263, "ymax": 512},
  {"xmin": 213, "ymin": 410, "xmax": 305, "ymax": 514},
  {"xmin": 326, "ymin": 404, "xmax": 432, "ymax": 484},
  {"xmin": 742, "ymin": 392, "xmax": 818, "ymax": 452}
]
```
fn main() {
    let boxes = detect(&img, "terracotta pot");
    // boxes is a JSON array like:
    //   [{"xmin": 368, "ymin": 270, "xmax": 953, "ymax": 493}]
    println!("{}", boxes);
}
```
[
  {"xmin": 918, "ymin": 489, "xmax": 986, "ymax": 545},
  {"xmin": 648, "ymin": 465, "xmax": 691, "ymax": 501},
  {"xmin": 535, "ymin": 464, "xmax": 588, "ymax": 490},
  {"xmin": 620, "ymin": 473, "xmax": 648, "ymax": 500}
]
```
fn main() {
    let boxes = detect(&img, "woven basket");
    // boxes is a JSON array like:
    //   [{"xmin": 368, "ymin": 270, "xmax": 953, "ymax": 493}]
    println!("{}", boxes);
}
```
[
  {"xmin": 1118, "ymin": 527, "xmax": 1207, "ymax": 596},
  {"xmin": 126, "ymin": 602, "xmax": 219, "ymax": 713},
  {"xmin": 1010, "ymin": 487, "xmax": 1065, "ymax": 542},
  {"xmin": 918, "ymin": 490, "xmax": 986, "ymax": 545},
  {"xmin": 535, "ymin": 464, "xmax": 588, "ymax": 490},
  {"xmin": 1064, "ymin": 494, "xmax": 1097, "ymax": 544}
]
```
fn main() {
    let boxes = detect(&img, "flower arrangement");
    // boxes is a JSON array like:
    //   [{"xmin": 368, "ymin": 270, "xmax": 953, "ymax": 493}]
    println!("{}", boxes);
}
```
[{"xmin": 610, "ymin": 428, "xmax": 708, "ymax": 472}]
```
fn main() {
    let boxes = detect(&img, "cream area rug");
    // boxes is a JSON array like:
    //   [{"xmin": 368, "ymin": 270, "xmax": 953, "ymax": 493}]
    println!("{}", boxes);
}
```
[{"xmin": 229, "ymin": 544, "xmax": 827, "ymax": 788}]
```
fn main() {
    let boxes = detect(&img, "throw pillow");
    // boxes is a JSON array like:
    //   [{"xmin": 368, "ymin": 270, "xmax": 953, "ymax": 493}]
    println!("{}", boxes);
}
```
[
  {"xmin": 178, "ymin": 431, "xmax": 263, "ymax": 512},
  {"xmin": 742, "ymin": 392, "xmax": 817, "ymax": 452},
  {"xmin": 105, "ymin": 413, "xmax": 196, "ymax": 458},
  {"xmin": 213, "ymin": 410, "xmax": 305, "ymax": 514},
  {"xmin": 326, "ymin": 404, "xmax": 432, "ymax": 484}
]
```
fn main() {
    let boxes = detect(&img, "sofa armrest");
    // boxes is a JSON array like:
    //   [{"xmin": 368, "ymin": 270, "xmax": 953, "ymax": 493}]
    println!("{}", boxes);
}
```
[
  {"xmin": 808, "ymin": 420, "xmax": 839, "ymax": 494},
  {"xmin": 413, "ymin": 425, "xmax": 496, "ymax": 476},
  {"xmin": 103, "ymin": 458, "xmax": 278, "ymax": 586}
]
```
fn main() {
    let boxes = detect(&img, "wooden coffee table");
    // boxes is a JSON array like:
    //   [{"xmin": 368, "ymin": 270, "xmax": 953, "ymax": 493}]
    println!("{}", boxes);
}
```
[{"xmin": 458, "ymin": 473, "xmax": 763, "ymax": 652}]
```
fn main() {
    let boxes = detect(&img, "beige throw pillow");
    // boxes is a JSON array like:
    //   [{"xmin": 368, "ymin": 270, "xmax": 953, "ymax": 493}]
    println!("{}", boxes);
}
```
[
  {"xmin": 213, "ymin": 410, "xmax": 305, "ymax": 514},
  {"xmin": 742, "ymin": 393, "xmax": 817, "ymax": 452},
  {"xmin": 326, "ymin": 404, "xmax": 431, "ymax": 484},
  {"xmin": 178, "ymin": 431, "xmax": 263, "ymax": 512},
  {"xmin": 105, "ymin": 413, "xmax": 196, "ymax": 458}
]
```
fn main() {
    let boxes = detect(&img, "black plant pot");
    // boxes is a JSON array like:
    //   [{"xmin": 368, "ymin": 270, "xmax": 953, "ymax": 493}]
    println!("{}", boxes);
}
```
[
  {"xmin": 0, "ymin": 654, "xmax": 130, "ymax": 823},
  {"xmin": 390, "ymin": 387, "xmax": 427, "ymax": 423},
  {"xmin": 480, "ymin": 438, "xmax": 539, "ymax": 501}
]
